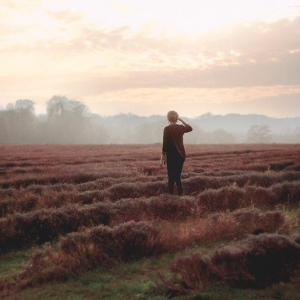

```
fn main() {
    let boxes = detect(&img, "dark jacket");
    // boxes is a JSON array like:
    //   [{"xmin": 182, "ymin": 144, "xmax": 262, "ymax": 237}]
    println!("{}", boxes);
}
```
[{"xmin": 162, "ymin": 124, "xmax": 193, "ymax": 158}]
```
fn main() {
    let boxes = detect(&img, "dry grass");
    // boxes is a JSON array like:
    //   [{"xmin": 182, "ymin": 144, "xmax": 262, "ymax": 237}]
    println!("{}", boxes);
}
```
[
  {"xmin": 0, "ymin": 144, "xmax": 300, "ymax": 297},
  {"xmin": 162, "ymin": 234, "xmax": 300, "ymax": 297}
]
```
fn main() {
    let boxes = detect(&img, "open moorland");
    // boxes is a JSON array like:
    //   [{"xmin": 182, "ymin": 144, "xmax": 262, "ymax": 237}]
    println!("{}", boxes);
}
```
[{"xmin": 0, "ymin": 144, "xmax": 300, "ymax": 300}]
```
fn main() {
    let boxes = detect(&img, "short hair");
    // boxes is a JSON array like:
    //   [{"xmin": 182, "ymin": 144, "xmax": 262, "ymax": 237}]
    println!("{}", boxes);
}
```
[{"xmin": 167, "ymin": 110, "xmax": 179, "ymax": 122}]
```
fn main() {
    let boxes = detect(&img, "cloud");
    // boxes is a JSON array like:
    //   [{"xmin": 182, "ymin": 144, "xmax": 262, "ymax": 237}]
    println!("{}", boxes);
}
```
[
  {"xmin": 84, "ymin": 85, "xmax": 300, "ymax": 105},
  {"xmin": 46, "ymin": 9, "xmax": 84, "ymax": 22},
  {"xmin": 3, "ymin": 15, "xmax": 298, "ymax": 77},
  {"xmin": 1, "ymin": 2, "xmax": 299, "ymax": 117},
  {"xmin": 82, "ymin": 89, "xmax": 300, "ymax": 118},
  {"xmin": 56, "ymin": 50, "xmax": 300, "ymax": 96}
]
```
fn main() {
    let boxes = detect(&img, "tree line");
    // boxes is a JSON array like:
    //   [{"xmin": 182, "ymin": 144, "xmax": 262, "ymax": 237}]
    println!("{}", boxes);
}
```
[
  {"xmin": 0, "ymin": 97, "xmax": 107, "ymax": 144},
  {"xmin": 1, "ymin": 96, "xmax": 300, "ymax": 144}
]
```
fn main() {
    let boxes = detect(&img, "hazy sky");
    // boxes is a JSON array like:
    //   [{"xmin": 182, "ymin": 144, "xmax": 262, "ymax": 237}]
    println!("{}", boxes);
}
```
[{"xmin": 1, "ymin": 0, "xmax": 300, "ymax": 117}]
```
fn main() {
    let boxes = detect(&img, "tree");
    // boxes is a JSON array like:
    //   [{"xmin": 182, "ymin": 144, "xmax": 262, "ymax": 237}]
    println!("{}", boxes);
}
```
[
  {"xmin": 246, "ymin": 125, "xmax": 272, "ymax": 143},
  {"xmin": 46, "ymin": 96, "xmax": 68, "ymax": 119},
  {"xmin": 134, "ymin": 120, "xmax": 166, "ymax": 144},
  {"xmin": 0, "ymin": 99, "xmax": 37, "ymax": 143},
  {"xmin": 211, "ymin": 129, "xmax": 235, "ymax": 144},
  {"xmin": 199, "ymin": 112, "xmax": 213, "ymax": 119},
  {"xmin": 46, "ymin": 96, "xmax": 90, "ymax": 119},
  {"xmin": 183, "ymin": 124, "xmax": 206, "ymax": 144},
  {"xmin": 45, "ymin": 96, "xmax": 93, "ymax": 143},
  {"xmin": 293, "ymin": 127, "xmax": 300, "ymax": 143},
  {"xmin": 15, "ymin": 99, "xmax": 35, "ymax": 114}
]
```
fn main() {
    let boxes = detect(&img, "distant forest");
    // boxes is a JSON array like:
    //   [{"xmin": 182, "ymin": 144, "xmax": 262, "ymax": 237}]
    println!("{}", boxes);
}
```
[{"xmin": 1, "ymin": 96, "xmax": 300, "ymax": 144}]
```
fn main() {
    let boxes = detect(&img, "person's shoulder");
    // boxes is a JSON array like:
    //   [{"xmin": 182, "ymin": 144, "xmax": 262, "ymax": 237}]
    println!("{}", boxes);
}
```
[{"xmin": 177, "ymin": 124, "xmax": 186, "ymax": 130}]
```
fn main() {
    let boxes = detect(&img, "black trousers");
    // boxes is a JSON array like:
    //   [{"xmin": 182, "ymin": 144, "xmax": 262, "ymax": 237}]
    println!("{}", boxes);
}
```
[{"xmin": 167, "ymin": 152, "xmax": 185, "ymax": 195}]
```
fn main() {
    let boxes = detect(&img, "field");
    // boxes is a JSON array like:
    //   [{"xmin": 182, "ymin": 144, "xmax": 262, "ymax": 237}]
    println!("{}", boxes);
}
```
[{"xmin": 0, "ymin": 143, "xmax": 300, "ymax": 300}]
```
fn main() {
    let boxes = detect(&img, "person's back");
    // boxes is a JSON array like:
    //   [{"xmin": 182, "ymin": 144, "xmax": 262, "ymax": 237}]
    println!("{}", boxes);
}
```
[
  {"xmin": 163, "ymin": 124, "xmax": 192, "ymax": 158},
  {"xmin": 160, "ymin": 111, "xmax": 192, "ymax": 195}
]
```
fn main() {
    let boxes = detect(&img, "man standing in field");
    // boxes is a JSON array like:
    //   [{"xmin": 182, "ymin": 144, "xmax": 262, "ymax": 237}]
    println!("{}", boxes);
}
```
[{"xmin": 160, "ymin": 111, "xmax": 193, "ymax": 196}]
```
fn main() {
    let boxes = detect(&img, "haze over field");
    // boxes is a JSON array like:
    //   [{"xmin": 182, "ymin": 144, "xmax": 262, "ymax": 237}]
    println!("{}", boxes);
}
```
[
  {"xmin": 0, "ymin": 0, "xmax": 300, "ymax": 118},
  {"xmin": 1, "ymin": 97, "xmax": 300, "ymax": 144}
]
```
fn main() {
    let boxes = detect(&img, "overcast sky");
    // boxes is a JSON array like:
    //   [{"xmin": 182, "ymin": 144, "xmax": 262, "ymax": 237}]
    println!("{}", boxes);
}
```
[{"xmin": 1, "ymin": 0, "xmax": 300, "ymax": 117}]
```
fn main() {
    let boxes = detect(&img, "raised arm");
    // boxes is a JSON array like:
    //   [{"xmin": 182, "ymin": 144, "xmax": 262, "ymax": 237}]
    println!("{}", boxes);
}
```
[{"xmin": 178, "ymin": 117, "xmax": 193, "ymax": 132}]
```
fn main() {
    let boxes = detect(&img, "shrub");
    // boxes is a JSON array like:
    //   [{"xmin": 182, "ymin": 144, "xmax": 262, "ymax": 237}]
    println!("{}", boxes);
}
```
[
  {"xmin": 294, "ymin": 234, "xmax": 300, "ymax": 245},
  {"xmin": 0, "ymin": 198, "xmax": 17, "ymax": 218},
  {"xmin": 197, "ymin": 186, "xmax": 247, "ymax": 212},
  {"xmin": 210, "ymin": 233, "xmax": 300, "ymax": 287},
  {"xmin": 231, "ymin": 208, "xmax": 285, "ymax": 235},
  {"xmin": 3, "ymin": 221, "xmax": 160, "ymax": 289},
  {"xmin": 0, "ymin": 202, "xmax": 111, "ymax": 253},
  {"xmin": 269, "ymin": 161, "xmax": 294, "ymax": 171},
  {"xmin": 73, "ymin": 190, "xmax": 107, "ymax": 204},
  {"xmin": 245, "ymin": 186, "xmax": 273, "ymax": 206},
  {"xmin": 183, "ymin": 176, "xmax": 223, "ymax": 195},
  {"xmin": 196, "ymin": 181, "xmax": 300, "ymax": 215},
  {"xmin": 182, "ymin": 172, "xmax": 300, "ymax": 196},
  {"xmin": 113, "ymin": 194, "xmax": 199, "ymax": 223},
  {"xmin": 108, "ymin": 182, "xmax": 143, "ymax": 200},
  {"xmin": 162, "ymin": 234, "xmax": 300, "ymax": 295},
  {"xmin": 162, "ymin": 253, "xmax": 212, "ymax": 297},
  {"xmin": 61, "ymin": 221, "xmax": 159, "ymax": 262},
  {"xmin": 19, "ymin": 195, "xmax": 39, "ymax": 212},
  {"xmin": 286, "ymin": 163, "xmax": 300, "ymax": 172},
  {"xmin": 108, "ymin": 181, "xmax": 166, "ymax": 201},
  {"xmin": 268, "ymin": 181, "xmax": 300, "ymax": 205},
  {"xmin": 156, "ymin": 208, "xmax": 285, "ymax": 256}
]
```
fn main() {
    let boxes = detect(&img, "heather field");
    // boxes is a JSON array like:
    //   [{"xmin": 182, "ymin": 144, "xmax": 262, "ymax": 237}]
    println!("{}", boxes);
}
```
[{"xmin": 0, "ymin": 144, "xmax": 300, "ymax": 300}]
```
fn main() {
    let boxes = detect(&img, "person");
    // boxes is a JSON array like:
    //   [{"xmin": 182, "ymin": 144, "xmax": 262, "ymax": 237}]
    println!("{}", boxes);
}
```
[{"xmin": 160, "ymin": 111, "xmax": 193, "ymax": 196}]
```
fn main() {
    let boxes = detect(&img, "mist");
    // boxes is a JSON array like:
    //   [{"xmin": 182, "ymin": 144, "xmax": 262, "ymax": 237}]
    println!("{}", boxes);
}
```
[{"xmin": 1, "ymin": 97, "xmax": 300, "ymax": 144}]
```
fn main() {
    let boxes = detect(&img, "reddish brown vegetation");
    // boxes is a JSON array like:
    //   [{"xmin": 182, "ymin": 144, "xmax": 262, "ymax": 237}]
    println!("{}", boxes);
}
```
[
  {"xmin": 0, "ymin": 144, "xmax": 300, "ymax": 293},
  {"xmin": 162, "ymin": 234, "xmax": 300, "ymax": 296},
  {"xmin": 197, "ymin": 181, "xmax": 300, "ymax": 213},
  {"xmin": 0, "ymin": 209, "xmax": 286, "ymax": 291},
  {"xmin": 1, "ymin": 221, "xmax": 160, "ymax": 290},
  {"xmin": 0, "ymin": 203, "xmax": 110, "ymax": 253}
]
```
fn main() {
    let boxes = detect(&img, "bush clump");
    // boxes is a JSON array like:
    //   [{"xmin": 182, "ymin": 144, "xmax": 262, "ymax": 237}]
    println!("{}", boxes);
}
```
[
  {"xmin": 113, "ymin": 194, "xmax": 199, "ymax": 223},
  {"xmin": 210, "ymin": 233, "xmax": 300, "ymax": 287},
  {"xmin": 196, "ymin": 181, "xmax": 300, "ymax": 214},
  {"xmin": 108, "ymin": 181, "xmax": 167, "ymax": 201},
  {"xmin": 1, "ymin": 221, "xmax": 160, "ymax": 289},
  {"xmin": 162, "ymin": 234, "xmax": 300, "ymax": 296},
  {"xmin": 231, "ymin": 208, "xmax": 285, "ymax": 235},
  {"xmin": 197, "ymin": 186, "xmax": 247, "ymax": 212},
  {"xmin": 0, "ymin": 202, "xmax": 111, "ymax": 253},
  {"xmin": 60, "ymin": 221, "xmax": 159, "ymax": 262}
]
